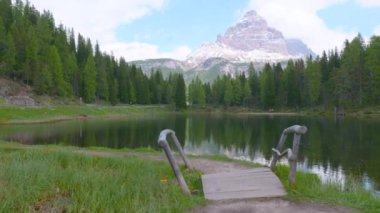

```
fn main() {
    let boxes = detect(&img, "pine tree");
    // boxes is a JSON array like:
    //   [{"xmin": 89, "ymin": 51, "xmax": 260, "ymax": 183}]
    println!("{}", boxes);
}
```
[
  {"xmin": 248, "ymin": 63, "xmax": 260, "ymax": 106},
  {"xmin": 126, "ymin": 79, "xmax": 136, "ymax": 104},
  {"xmin": 0, "ymin": 0, "xmax": 13, "ymax": 31},
  {"xmin": 82, "ymin": 55, "xmax": 97, "ymax": 103},
  {"xmin": 232, "ymin": 77, "xmax": 242, "ymax": 105},
  {"xmin": 118, "ymin": 57, "xmax": 129, "ymax": 103},
  {"xmin": 273, "ymin": 63, "xmax": 284, "ymax": 107},
  {"xmin": 241, "ymin": 74, "xmax": 251, "ymax": 107},
  {"xmin": 339, "ymin": 35, "xmax": 367, "ymax": 106},
  {"xmin": 365, "ymin": 36, "xmax": 380, "ymax": 104},
  {"xmin": 49, "ymin": 46, "xmax": 68, "ymax": 96},
  {"xmin": 0, "ymin": 17, "xmax": 7, "ymax": 74},
  {"xmin": 24, "ymin": 27, "xmax": 38, "ymax": 85},
  {"xmin": 223, "ymin": 76, "xmax": 233, "ymax": 107},
  {"xmin": 260, "ymin": 64, "xmax": 275, "ymax": 108},
  {"xmin": 175, "ymin": 73, "xmax": 186, "ymax": 109},
  {"xmin": 76, "ymin": 34, "xmax": 88, "ymax": 70},
  {"xmin": 305, "ymin": 57, "xmax": 321, "ymax": 106},
  {"xmin": 188, "ymin": 76, "xmax": 205, "ymax": 106},
  {"xmin": 4, "ymin": 33, "xmax": 15, "ymax": 76},
  {"xmin": 284, "ymin": 60, "xmax": 297, "ymax": 107}
]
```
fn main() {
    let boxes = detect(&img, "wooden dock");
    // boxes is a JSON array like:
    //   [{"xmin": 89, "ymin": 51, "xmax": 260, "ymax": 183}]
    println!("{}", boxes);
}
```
[{"xmin": 201, "ymin": 168, "xmax": 286, "ymax": 200}]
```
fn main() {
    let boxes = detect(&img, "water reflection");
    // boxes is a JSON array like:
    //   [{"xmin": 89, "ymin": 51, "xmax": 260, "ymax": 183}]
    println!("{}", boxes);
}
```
[{"xmin": 0, "ymin": 113, "xmax": 379, "ymax": 192}]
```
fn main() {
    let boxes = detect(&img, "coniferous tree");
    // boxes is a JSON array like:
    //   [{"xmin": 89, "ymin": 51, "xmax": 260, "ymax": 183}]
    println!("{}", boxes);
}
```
[
  {"xmin": 223, "ymin": 76, "xmax": 233, "ymax": 107},
  {"xmin": 0, "ymin": 17, "xmax": 7, "ymax": 74},
  {"xmin": 248, "ymin": 63, "xmax": 260, "ymax": 106},
  {"xmin": 339, "ymin": 35, "xmax": 367, "ymax": 106},
  {"xmin": 240, "ymin": 73, "xmax": 251, "ymax": 106},
  {"xmin": 365, "ymin": 36, "xmax": 380, "ymax": 104},
  {"xmin": 284, "ymin": 60, "xmax": 297, "ymax": 107},
  {"xmin": 118, "ymin": 58, "xmax": 129, "ymax": 103},
  {"xmin": 273, "ymin": 63, "xmax": 284, "ymax": 107},
  {"xmin": 232, "ymin": 77, "xmax": 242, "ymax": 105},
  {"xmin": 175, "ymin": 73, "xmax": 186, "ymax": 109},
  {"xmin": 4, "ymin": 32, "xmax": 16, "ymax": 76},
  {"xmin": 188, "ymin": 76, "xmax": 205, "ymax": 106},
  {"xmin": 0, "ymin": 0, "xmax": 13, "ymax": 31},
  {"xmin": 305, "ymin": 56, "xmax": 321, "ymax": 106},
  {"xmin": 260, "ymin": 64, "xmax": 275, "ymax": 108},
  {"xmin": 24, "ymin": 27, "xmax": 38, "ymax": 85},
  {"xmin": 203, "ymin": 82, "xmax": 212, "ymax": 104},
  {"xmin": 49, "ymin": 46, "xmax": 67, "ymax": 96},
  {"xmin": 82, "ymin": 55, "xmax": 97, "ymax": 103}
]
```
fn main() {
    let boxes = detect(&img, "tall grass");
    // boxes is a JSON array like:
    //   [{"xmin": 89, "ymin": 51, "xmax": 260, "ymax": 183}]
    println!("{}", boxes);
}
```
[
  {"xmin": 0, "ymin": 145, "xmax": 205, "ymax": 212},
  {"xmin": 274, "ymin": 165, "xmax": 380, "ymax": 212}
]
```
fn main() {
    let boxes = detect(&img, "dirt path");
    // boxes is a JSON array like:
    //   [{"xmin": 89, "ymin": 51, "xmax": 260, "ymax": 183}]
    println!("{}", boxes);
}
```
[{"xmin": 74, "ymin": 150, "xmax": 357, "ymax": 213}]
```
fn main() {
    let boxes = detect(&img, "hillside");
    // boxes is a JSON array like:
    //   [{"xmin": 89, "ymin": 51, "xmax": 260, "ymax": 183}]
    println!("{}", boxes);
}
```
[{"xmin": 0, "ymin": 78, "xmax": 36, "ymax": 106}]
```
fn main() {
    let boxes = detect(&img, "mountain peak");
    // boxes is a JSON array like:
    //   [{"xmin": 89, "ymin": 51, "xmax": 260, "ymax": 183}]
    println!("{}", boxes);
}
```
[
  {"xmin": 237, "ymin": 10, "xmax": 266, "ymax": 25},
  {"xmin": 216, "ymin": 10, "xmax": 287, "ymax": 53},
  {"xmin": 188, "ymin": 10, "xmax": 314, "ymax": 63}
]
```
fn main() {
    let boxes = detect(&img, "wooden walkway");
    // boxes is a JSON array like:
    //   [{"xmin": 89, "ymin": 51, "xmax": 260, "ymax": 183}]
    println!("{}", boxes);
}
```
[{"xmin": 201, "ymin": 167, "xmax": 286, "ymax": 200}]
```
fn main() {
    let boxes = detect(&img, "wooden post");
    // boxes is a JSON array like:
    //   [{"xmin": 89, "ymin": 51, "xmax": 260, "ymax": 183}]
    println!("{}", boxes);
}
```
[
  {"xmin": 270, "ymin": 133, "xmax": 288, "ymax": 170},
  {"xmin": 170, "ymin": 132, "xmax": 193, "ymax": 170},
  {"xmin": 288, "ymin": 133, "xmax": 301, "ymax": 187},
  {"xmin": 158, "ymin": 129, "xmax": 191, "ymax": 195}
]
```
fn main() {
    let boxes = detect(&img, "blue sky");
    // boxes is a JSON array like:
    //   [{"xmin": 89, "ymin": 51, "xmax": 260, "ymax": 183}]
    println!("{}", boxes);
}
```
[
  {"xmin": 116, "ymin": 0, "xmax": 248, "ymax": 52},
  {"xmin": 318, "ymin": 0, "xmax": 380, "ymax": 36},
  {"xmin": 30, "ymin": 0, "xmax": 380, "ymax": 61}
]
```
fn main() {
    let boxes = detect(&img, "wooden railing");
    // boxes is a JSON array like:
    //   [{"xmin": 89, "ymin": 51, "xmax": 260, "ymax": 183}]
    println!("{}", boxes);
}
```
[
  {"xmin": 270, "ymin": 125, "xmax": 308, "ymax": 187},
  {"xmin": 157, "ymin": 129, "xmax": 193, "ymax": 195}
]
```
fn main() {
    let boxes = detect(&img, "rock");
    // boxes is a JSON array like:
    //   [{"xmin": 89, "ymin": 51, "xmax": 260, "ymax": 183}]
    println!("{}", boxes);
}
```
[{"xmin": 7, "ymin": 96, "xmax": 37, "ymax": 107}]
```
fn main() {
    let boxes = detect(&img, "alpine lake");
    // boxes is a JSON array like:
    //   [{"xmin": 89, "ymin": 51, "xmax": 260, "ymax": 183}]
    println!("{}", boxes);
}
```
[{"xmin": 1, "ymin": 112, "xmax": 379, "ymax": 194}]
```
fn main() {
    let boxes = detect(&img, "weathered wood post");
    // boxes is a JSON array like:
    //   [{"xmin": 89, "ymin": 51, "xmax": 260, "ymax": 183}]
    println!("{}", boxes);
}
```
[
  {"xmin": 270, "ymin": 125, "xmax": 308, "ymax": 187},
  {"xmin": 158, "ymin": 129, "xmax": 191, "ymax": 195}
]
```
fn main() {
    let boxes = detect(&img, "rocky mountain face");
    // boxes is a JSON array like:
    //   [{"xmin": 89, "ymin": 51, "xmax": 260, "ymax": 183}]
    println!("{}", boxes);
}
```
[
  {"xmin": 186, "ymin": 10, "xmax": 314, "ymax": 64},
  {"xmin": 216, "ymin": 10, "xmax": 288, "ymax": 54},
  {"xmin": 132, "ymin": 10, "xmax": 315, "ymax": 82}
]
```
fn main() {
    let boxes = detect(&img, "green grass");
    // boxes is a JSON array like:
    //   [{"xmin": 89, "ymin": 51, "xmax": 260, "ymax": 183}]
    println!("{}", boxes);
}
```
[
  {"xmin": 0, "ymin": 105, "xmax": 170, "ymax": 124},
  {"xmin": 192, "ymin": 154, "xmax": 262, "ymax": 168},
  {"xmin": 0, "ymin": 142, "xmax": 205, "ymax": 212},
  {"xmin": 274, "ymin": 165, "xmax": 380, "ymax": 213}
]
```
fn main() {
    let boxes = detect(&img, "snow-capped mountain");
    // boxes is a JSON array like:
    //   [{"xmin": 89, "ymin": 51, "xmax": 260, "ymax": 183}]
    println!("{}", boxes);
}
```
[
  {"xmin": 132, "ymin": 10, "xmax": 315, "ymax": 82},
  {"xmin": 186, "ymin": 10, "xmax": 314, "ymax": 64}
]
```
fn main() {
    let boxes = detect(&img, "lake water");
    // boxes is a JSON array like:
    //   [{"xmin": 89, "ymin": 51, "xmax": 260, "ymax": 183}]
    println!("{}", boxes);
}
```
[{"xmin": 1, "ymin": 113, "xmax": 379, "ymax": 192}]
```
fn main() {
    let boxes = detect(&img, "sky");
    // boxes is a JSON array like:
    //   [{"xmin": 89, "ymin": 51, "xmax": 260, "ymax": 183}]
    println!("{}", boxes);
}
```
[{"xmin": 28, "ymin": 0, "xmax": 380, "ymax": 61}]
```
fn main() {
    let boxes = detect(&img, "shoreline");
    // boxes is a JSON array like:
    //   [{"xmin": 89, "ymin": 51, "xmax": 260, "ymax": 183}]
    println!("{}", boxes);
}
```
[{"xmin": 0, "ymin": 141, "xmax": 377, "ymax": 212}]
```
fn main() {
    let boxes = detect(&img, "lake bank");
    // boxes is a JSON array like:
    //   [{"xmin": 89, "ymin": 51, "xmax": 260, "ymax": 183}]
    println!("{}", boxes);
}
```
[
  {"xmin": 2, "ymin": 104, "xmax": 380, "ymax": 125},
  {"xmin": 0, "ymin": 105, "xmax": 172, "ymax": 124},
  {"xmin": 1, "ymin": 107, "xmax": 380, "ymax": 194},
  {"xmin": 1, "ymin": 141, "xmax": 377, "ymax": 212}
]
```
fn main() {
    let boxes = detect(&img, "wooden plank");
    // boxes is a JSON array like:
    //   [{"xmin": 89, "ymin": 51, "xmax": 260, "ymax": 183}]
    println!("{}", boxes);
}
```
[{"xmin": 201, "ymin": 168, "xmax": 286, "ymax": 200}]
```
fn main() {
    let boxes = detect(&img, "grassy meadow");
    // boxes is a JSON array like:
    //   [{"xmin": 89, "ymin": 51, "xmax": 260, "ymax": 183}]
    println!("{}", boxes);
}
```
[
  {"xmin": 274, "ymin": 165, "xmax": 380, "ymax": 212},
  {"xmin": 0, "ymin": 142, "xmax": 205, "ymax": 212}
]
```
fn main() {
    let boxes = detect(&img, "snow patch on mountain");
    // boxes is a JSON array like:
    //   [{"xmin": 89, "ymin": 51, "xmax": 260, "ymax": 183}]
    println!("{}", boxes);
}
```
[{"xmin": 186, "ymin": 10, "xmax": 314, "ymax": 64}]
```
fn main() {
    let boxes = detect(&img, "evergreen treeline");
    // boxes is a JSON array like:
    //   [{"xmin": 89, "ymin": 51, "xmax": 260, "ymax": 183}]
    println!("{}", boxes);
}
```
[
  {"xmin": 1, "ymin": 1, "xmax": 380, "ymax": 110},
  {"xmin": 188, "ymin": 34, "xmax": 380, "ymax": 110},
  {"xmin": 0, "ymin": 0, "xmax": 187, "ymax": 107}
]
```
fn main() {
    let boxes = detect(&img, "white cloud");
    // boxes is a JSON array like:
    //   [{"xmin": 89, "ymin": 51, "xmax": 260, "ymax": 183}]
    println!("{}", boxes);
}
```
[
  {"xmin": 29, "ymin": 0, "xmax": 165, "ymax": 43},
  {"xmin": 103, "ymin": 42, "xmax": 192, "ymax": 61},
  {"xmin": 28, "ymin": 0, "xmax": 188, "ymax": 61},
  {"xmin": 374, "ymin": 25, "xmax": 380, "ymax": 35},
  {"xmin": 248, "ymin": 0, "xmax": 355, "ymax": 55},
  {"xmin": 356, "ymin": 0, "xmax": 380, "ymax": 7}
]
